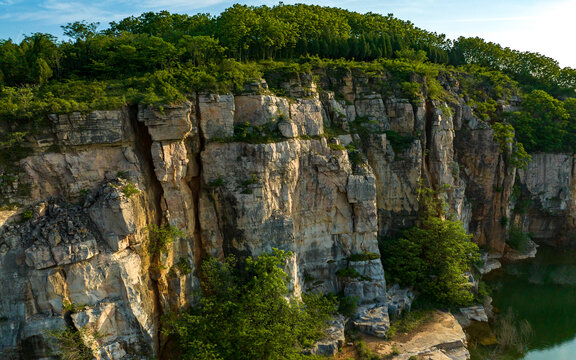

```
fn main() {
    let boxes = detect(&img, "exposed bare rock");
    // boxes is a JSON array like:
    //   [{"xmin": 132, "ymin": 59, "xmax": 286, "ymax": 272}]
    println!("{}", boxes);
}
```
[
  {"xmin": 516, "ymin": 153, "xmax": 576, "ymax": 243},
  {"xmin": 305, "ymin": 315, "xmax": 346, "ymax": 356},
  {"xmin": 355, "ymin": 94, "xmax": 390, "ymax": 131},
  {"xmin": 234, "ymin": 95, "xmax": 290, "ymax": 126},
  {"xmin": 49, "ymin": 109, "xmax": 132, "ymax": 146},
  {"xmin": 386, "ymin": 98, "xmax": 415, "ymax": 133},
  {"xmin": 454, "ymin": 111, "xmax": 511, "ymax": 251},
  {"xmin": 321, "ymin": 91, "xmax": 350, "ymax": 131},
  {"xmin": 519, "ymin": 153, "xmax": 573, "ymax": 211},
  {"xmin": 22, "ymin": 203, "xmax": 100, "ymax": 269},
  {"xmin": 289, "ymin": 97, "xmax": 326, "ymax": 136},
  {"xmin": 386, "ymin": 284, "xmax": 415, "ymax": 317},
  {"xmin": 138, "ymin": 101, "xmax": 195, "ymax": 141},
  {"xmin": 375, "ymin": 311, "xmax": 469, "ymax": 360},
  {"xmin": 278, "ymin": 121, "xmax": 299, "ymax": 138},
  {"xmin": 4, "ymin": 71, "xmax": 576, "ymax": 360},
  {"xmin": 21, "ymin": 147, "xmax": 143, "ymax": 201},
  {"xmin": 479, "ymin": 257, "xmax": 502, "ymax": 275},
  {"xmin": 200, "ymin": 138, "xmax": 385, "ymax": 302},
  {"xmin": 458, "ymin": 306, "xmax": 489, "ymax": 328},
  {"xmin": 353, "ymin": 304, "xmax": 390, "ymax": 338},
  {"xmin": 198, "ymin": 94, "xmax": 235, "ymax": 140},
  {"xmin": 365, "ymin": 134, "xmax": 422, "ymax": 236}
]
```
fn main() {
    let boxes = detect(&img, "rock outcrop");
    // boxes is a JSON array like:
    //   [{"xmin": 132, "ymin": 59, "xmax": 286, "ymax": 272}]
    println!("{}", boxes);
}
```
[{"xmin": 1, "ymin": 70, "xmax": 575, "ymax": 359}]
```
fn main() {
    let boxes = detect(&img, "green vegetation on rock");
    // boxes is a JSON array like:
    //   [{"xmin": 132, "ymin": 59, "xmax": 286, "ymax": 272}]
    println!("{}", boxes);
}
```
[
  {"xmin": 164, "ymin": 249, "xmax": 336, "ymax": 360},
  {"xmin": 146, "ymin": 224, "xmax": 184, "ymax": 255},
  {"xmin": 380, "ymin": 186, "xmax": 480, "ymax": 306}
]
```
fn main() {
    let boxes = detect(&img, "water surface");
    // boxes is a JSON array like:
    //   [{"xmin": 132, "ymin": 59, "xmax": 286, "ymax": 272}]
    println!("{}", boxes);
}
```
[{"xmin": 480, "ymin": 245, "xmax": 576, "ymax": 359}]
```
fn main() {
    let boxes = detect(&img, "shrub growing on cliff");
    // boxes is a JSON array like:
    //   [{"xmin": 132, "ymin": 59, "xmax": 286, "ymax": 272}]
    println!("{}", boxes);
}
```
[
  {"xmin": 147, "ymin": 224, "xmax": 184, "ymax": 255},
  {"xmin": 165, "ymin": 249, "xmax": 336, "ymax": 360},
  {"xmin": 47, "ymin": 326, "xmax": 100, "ymax": 360},
  {"xmin": 380, "ymin": 186, "xmax": 480, "ymax": 306}
]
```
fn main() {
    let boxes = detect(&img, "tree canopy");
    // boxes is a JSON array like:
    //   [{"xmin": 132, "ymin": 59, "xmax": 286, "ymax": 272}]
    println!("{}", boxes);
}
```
[
  {"xmin": 164, "ymin": 249, "xmax": 336, "ymax": 360},
  {"xmin": 1, "ymin": 3, "xmax": 576, "ymax": 155},
  {"xmin": 380, "ymin": 187, "xmax": 480, "ymax": 306}
]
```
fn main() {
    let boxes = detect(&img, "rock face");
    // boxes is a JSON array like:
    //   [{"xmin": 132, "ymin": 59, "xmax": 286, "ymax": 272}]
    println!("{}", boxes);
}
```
[
  {"xmin": 305, "ymin": 315, "xmax": 346, "ymax": 356},
  {"xmin": 353, "ymin": 304, "xmax": 390, "ymax": 338},
  {"xmin": 1, "ymin": 72, "xmax": 575, "ymax": 359},
  {"xmin": 382, "ymin": 311, "xmax": 470, "ymax": 360},
  {"xmin": 514, "ymin": 153, "xmax": 576, "ymax": 245}
]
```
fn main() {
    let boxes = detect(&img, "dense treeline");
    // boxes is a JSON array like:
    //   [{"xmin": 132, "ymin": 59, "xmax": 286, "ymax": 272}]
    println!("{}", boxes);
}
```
[
  {"xmin": 1, "ymin": 3, "xmax": 576, "ymax": 154},
  {"xmin": 450, "ymin": 37, "xmax": 576, "ymax": 97},
  {"xmin": 0, "ymin": 4, "xmax": 454, "ymax": 85},
  {"xmin": 2, "ymin": 3, "xmax": 575, "ymax": 93}
]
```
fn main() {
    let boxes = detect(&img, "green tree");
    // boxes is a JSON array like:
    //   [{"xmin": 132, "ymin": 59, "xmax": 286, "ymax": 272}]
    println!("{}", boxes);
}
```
[
  {"xmin": 380, "ymin": 187, "xmax": 480, "ymax": 306},
  {"xmin": 165, "ymin": 249, "xmax": 336, "ymax": 360},
  {"xmin": 178, "ymin": 35, "xmax": 225, "ymax": 66},
  {"xmin": 491, "ymin": 122, "xmax": 531, "ymax": 169},
  {"xmin": 508, "ymin": 89, "xmax": 569, "ymax": 152},
  {"xmin": 61, "ymin": 21, "xmax": 99, "ymax": 41}
]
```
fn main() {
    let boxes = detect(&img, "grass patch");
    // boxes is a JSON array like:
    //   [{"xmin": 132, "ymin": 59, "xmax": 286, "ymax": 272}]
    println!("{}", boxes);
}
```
[
  {"xmin": 328, "ymin": 142, "xmax": 346, "ymax": 151},
  {"xmin": 46, "ymin": 326, "xmax": 100, "ymax": 360},
  {"xmin": 347, "ymin": 251, "xmax": 380, "ymax": 262},
  {"xmin": 62, "ymin": 300, "xmax": 86, "ymax": 314},
  {"xmin": 336, "ymin": 267, "xmax": 372, "ymax": 281},
  {"xmin": 386, "ymin": 309, "xmax": 434, "ymax": 339},
  {"xmin": 355, "ymin": 339, "xmax": 381, "ymax": 360}
]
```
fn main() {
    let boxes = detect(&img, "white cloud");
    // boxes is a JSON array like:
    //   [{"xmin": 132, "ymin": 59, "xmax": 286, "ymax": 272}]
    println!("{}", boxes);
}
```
[{"xmin": 0, "ymin": 0, "xmax": 230, "ymax": 26}]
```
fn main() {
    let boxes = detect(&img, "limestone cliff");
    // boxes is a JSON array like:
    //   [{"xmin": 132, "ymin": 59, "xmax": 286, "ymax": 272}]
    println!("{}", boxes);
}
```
[{"xmin": 0, "ymin": 70, "xmax": 574, "ymax": 359}]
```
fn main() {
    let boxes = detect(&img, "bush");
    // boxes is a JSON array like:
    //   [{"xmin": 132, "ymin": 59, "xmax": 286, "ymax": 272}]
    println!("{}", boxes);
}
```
[
  {"xmin": 327, "ymin": 142, "xmax": 346, "ymax": 151},
  {"xmin": 121, "ymin": 183, "xmax": 140, "ymax": 198},
  {"xmin": 175, "ymin": 257, "xmax": 193, "ymax": 275},
  {"xmin": 354, "ymin": 340, "xmax": 380, "ymax": 360},
  {"xmin": 384, "ymin": 130, "xmax": 416, "ymax": 154},
  {"xmin": 47, "ymin": 326, "xmax": 99, "ymax": 360},
  {"xmin": 208, "ymin": 175, "xmax": 225, "ymax": 188},
  {"xmin": 337, "ymin": 295, "xmax": 358, "ymax": 317},
  {"xmin": 147, "ymin": 224, "xmax": 184, "ymax": 255},
  {"xmin": 165, "ymin": 249, "xmax": 337, "ymax": 360},
  {"xmin": 507, "ymin": 225, "xmax": 531, "ymax": 251},
  {"xmin": 21, "ymin": 209, "xmax": 33, "ymax": 220},
  {"xmin": 347, "ymin": 251, "xmax": 380, "ymax": 262}
]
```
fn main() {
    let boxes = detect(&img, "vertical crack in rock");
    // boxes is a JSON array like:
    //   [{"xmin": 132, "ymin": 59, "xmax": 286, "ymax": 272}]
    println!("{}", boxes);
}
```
[
  {"xmin": 190, "ymin": 93, "xmax": 206, "ymax": 265},
  {"xmin": 128, "ymin": 104, "xmax": 165, "ymax": 355},
  {"xmin": 129, "ymin": 105, "xmax": 165, "ymax": 226},
  {"xmin": 423, "ymin": 99, "xmax": 435, "ymax": 190}
]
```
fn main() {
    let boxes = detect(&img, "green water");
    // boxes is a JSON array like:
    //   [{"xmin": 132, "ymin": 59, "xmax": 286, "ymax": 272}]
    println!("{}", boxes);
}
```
[{"xmin": 478, "ymin": 246, "xmax": 576, "ymax": 359}]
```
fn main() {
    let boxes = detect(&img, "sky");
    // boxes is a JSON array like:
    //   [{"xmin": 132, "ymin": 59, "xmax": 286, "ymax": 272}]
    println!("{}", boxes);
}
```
[{"xmin": 1, "ymin": 0, "xmax": 575, "ymax": 68}]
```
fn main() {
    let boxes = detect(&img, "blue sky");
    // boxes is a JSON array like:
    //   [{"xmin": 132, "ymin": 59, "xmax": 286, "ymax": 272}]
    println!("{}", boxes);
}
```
[{"xmin": 1, "ymin": 0, "xmax": 575, "ymax": 68}]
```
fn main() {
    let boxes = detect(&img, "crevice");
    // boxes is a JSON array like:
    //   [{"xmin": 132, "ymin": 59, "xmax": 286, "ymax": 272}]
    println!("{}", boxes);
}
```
[
  {"xmin": 127, "ymin": 104, "xmax": 165, "ymax": 356},
  {"xmin": 190, "ymin": 92, "xmax": 207, "ymax": 265},
  {"xmin": 423, "ymin": 99, "xmax": 436, "ymax": 191},
  {"xmin": 128, "ymin": 105, "xmax": 165, "ymax": 226}
]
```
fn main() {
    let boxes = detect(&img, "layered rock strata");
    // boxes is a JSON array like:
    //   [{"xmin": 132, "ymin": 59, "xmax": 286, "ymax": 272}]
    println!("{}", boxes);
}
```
[{"xmin": 1, "ymin": 71, "xmax": 575, "ymax": 359}]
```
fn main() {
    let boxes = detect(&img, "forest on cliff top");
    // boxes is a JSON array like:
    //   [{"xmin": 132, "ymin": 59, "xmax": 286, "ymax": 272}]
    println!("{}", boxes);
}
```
[{"xmin": 2, "ymin": 3, "xmax": 576, "ymax": 154}]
